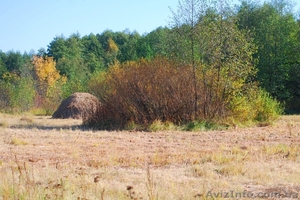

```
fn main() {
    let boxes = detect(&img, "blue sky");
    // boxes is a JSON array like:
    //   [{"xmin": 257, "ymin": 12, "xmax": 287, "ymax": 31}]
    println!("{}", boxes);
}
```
[
  {"xmin": 0, "ymin": 0, "xmax": 299, "ymax": 53},
  {"xmin": 0, "ymin": 0, "xmax": 179, "ymax": 53}
]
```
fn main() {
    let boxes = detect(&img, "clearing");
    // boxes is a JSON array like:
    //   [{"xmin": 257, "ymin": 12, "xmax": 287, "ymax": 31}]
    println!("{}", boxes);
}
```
[{"xmin": 0, "ymin": 114, "xmax": 300, "ymax": 199}]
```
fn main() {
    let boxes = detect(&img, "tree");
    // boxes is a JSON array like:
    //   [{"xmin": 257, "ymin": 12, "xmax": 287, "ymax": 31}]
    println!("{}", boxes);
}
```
[
  {"xmin": 82, "ymin": 33, "xmax": 105, "ymax": 72},
  {"xmin": 136, "ymin": 27, "xmax": 170, "ymax": 59},
  {"xmin": 237, "ymin": 0, "xmax": 300, "ymax": 110},
  {"xmin": 0, "ymin": 76, "xmax": 35, "ymax": 112},
  {"xmin": 47, "ymin": 35, "xmax": 67, "ymax": 61},
  {"xmin": 106, "ymin": 37, "xmax": 119, "ymax": 66},
  {"xmin": 48, "ymin": 33, "xmax": 90, "ymax": 80},
  {"xmin": 32, "ymin": 55, "xmax": 62, "ymax": 97},
  {"xmin": 170, "ymin": 0, "xmax": 209, "ymax": 118},
  {"xmin": 19, "ymin": 51, "xmax": 34, "ymax": 78},
  {"xmin": 118, "ymin": 31, "xmax": 140, "ymax": 62},
  {"xmin": 170, "ymin": 0, "xmax": 257, "ymax": 120},
  {"xmin": 4, "ymin": 51, "xmax": 24, "ymax": 73},
  {"xmin": 0, "ymin": 51, "xmax": 7, "ymax": 76}
]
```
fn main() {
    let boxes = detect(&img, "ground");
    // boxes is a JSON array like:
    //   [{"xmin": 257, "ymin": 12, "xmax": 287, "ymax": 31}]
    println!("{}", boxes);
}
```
[{"xmin": 0, "ymin": 114, "xmax": 300, "ymax": 199}]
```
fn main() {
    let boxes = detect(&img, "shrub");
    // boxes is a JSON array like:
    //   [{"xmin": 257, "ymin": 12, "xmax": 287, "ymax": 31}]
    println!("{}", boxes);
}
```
[
  {"xmin": 42, "ymin": 81, "xmax": 65, "ymax": 115},
  {"xmin": 253, "ymin": 90, "xmax": 283, "ymax": 122},
  {"xmin": 12, "ymin": 78, "xmax": 35, "ymax": 112},
  {"xmin": 86, "ymin": 57, "xmax": 282, "ymax": 130},
  {"xmin": 0, "ymin": 81, "xmax": 11, "ymax": 110},
  {"xmin": 0, "ymin": 77, "xmax": 35, "ymax": 113},
  {"xmin": 229, "ymin": 86, "xmax": 283, "ymax": 124},
  {"xmin": 86, "ymin": 57, "xmax": 195, "ymax": 129}
]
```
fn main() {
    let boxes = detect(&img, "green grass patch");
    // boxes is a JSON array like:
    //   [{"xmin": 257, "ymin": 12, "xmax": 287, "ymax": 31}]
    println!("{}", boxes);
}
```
[
  {"xmin": 124, "ymin": 120, "xmax": 144, "ymax": 131},
  {"xmin": 183, "ymin": 120, "xmax": 228, "ymax": 131},
  {"xmin": 148, "ymin": 120, "xmax": 179, "ymax": 132},
  {"xmin": 29, "ymin": 108, "xmax": 49, "ymax": 116}
]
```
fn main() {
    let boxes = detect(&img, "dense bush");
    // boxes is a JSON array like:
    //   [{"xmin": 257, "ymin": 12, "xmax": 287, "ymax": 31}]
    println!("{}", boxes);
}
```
[
  {"xmin": 87, "ymin": 58, "xmax": 195, "ymax": 129},
  {"xmin": 0, "ymin": 77, "xmax": 35, "ymax": 113},
  {"xmin": 86, "ymin": 57, "xmax": 282, "ymax": 130},
  {"xmin": 229, "ymin": 85, "xmax": 283, "ymax": 124}
]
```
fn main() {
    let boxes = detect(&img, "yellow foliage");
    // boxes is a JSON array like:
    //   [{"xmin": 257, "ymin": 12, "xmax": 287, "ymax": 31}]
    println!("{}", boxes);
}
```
[
  {"xmin": 1, "ymin": 71, "xmax": 20, "ymax": 82},
  {"xmin": 60, "ymin": 75, "xmax": 67, "ymax": 84},
  {"xmin": 32, "ymin": 56, "xmax": 60, "ymax": 86},
  {"xmin": 32, "ymin": 56, "xmax": 66, "ymax": 98},
  {"xmin": 107, "ymin": 38, "xmax": 119, "ymax": 53}
]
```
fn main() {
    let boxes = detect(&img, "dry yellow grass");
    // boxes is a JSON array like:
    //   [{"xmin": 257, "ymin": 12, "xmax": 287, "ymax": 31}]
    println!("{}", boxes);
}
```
[{"xmin": 0, "ymin": 114, "xmax": 300, "ymax": 199}]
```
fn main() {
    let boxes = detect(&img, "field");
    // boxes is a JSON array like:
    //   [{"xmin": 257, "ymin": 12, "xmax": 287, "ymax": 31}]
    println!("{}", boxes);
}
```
[{"xmin": 0, "ymin": 114, "xmax": 300, "ymax": 200}]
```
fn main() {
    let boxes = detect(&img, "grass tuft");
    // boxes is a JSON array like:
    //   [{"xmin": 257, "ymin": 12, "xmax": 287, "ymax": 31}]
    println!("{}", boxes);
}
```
[
  {"xmin": 0, "ymin": 121, "xmax": 8, "ymax": 128},
  {"xmin": 146, "ymin": 165, "xmax": 157, "ymax": 200},
  {"xmin": 148, "ymin": 120, "xmax": 178, "ymax": 132},
  {"xmin": 124, "ymin": 120, "xmax": 144, "ymax": 131},
  {"xmin": 183, "ymin": 120, "xmax": 227, "ymax": 131},
  {"xmin": 10, "ymin": 137, "xmax": 28, "ymax": 145},
  {"xmin": 20, "ymin": 116, "xmax": 34, "ymax": 124}
]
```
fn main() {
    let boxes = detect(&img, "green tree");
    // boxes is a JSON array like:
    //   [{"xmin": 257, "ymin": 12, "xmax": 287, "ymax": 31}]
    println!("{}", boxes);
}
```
[
  {"xmin": 237, "ymin": 0, "xmax": 300, "ymax": 111},
  {"xmin": 170, "ymin": 0, "xmax": 210, "ymax": 118},
  {"xmin": 118, "ymin": 31, "xmax": 140, "ymax": 62},
  {"xmin": 49, "ymin": 33, "xmax": 90, "ymax": 80},
  {"xmin": 136, "ymin": 27, "xmax": 170, "ymax": 59},
  {"xmin": 0, "ymin": 51, "xmax": 7, "ymax": 76},
  {"xmin": 47, "ymin": 35, "xmax": 67, "ymax": 61},
  {"xmin": 170, "ymin": 0, "xmax": 258, "ymax": 120},
  {"xmin": 82, "ymin": 33, "xmax": 105, "ymax": 72},
  {"xmin": 4, "ymin": 51, "xmax": 24, "ymax": 73},
  {"xmin": 0, "ymin": 74, "xmax": 35, "ymax": 113}
]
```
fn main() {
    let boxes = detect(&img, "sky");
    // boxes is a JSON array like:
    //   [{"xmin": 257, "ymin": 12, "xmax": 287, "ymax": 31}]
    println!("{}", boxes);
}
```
[
  {"xmin": 0, "ymin": 0, "xmax": 179, "ymax": 53},
  {"xmin": 0, "ymin": 0, "xmax": 299, "ymax": 53}
]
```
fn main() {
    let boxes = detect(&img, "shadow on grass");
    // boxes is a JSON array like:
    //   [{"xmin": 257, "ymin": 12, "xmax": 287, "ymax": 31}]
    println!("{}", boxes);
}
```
[{"xmin": 8, "ymin": 123, "xmax": 93, "ymax": 131}]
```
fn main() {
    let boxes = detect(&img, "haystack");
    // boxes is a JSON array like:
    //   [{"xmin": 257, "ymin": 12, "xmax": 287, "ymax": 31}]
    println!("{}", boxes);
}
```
[{"xmin": 52, "ymin": 93, "xmax": 100, "ymax": 119}]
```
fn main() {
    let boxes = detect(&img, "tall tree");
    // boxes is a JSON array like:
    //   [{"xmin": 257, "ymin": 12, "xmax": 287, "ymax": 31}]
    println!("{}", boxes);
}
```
[
  {"xmin": 170, "ymin": 0, "xmax": 209, "ymax": 118},
  {"xmin": 137, "ymin": 27, "xmax": 170, "ymax": 59},
  {"xmin": 106, "ymin": 37, "xmax": 119, "ymax": 66},
  {"xmin": 4, "ymin": 51, "xmax": 24, "ymax": 73},
  {"xmin": 170, "ymin": 0, "xmax": 257, "ymax": 119},
  {"xmin": 237, "ymin": 0, "xmax": 300, "ymax": 105},
  {"xmin": 82, "ymin": 33, "xmax": 105, "ymax": 72},
  {"xmin": 0, "ymin": 51, "xmax": 7, "ymax": 76},
  {"xmin": 118, "ymin": 31, "xmax": 140, "ymax": 62},
  {"xmin": 32, "ymin": 55, "xmax": 62, "ymax": 97},
  {"xmin": 47, "ymin": 35, "xmax": 67, "ymax": 61}
]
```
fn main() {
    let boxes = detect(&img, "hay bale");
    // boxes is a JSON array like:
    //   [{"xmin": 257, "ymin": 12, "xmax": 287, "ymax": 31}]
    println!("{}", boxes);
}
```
[{"xmin": 52, "ymin": 93, "xmax": 100, "ymax": 119}]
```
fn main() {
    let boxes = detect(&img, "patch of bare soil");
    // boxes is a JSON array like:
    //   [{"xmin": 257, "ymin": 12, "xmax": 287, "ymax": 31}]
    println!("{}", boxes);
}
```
[{"xmin": 0, "ymin": 114, "xmax": 300, "ymax": 199}]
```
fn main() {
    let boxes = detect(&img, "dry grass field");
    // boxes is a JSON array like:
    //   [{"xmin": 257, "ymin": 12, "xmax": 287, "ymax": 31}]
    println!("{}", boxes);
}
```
[{"xmin": 0, "ymin": 114, "xmax": 300, "ymax": 199}]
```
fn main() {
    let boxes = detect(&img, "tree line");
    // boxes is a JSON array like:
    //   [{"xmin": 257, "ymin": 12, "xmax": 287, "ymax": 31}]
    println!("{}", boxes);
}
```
[{"xmin": 0, "ymin": 0, "xmax": 299, "ymax": 126}]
